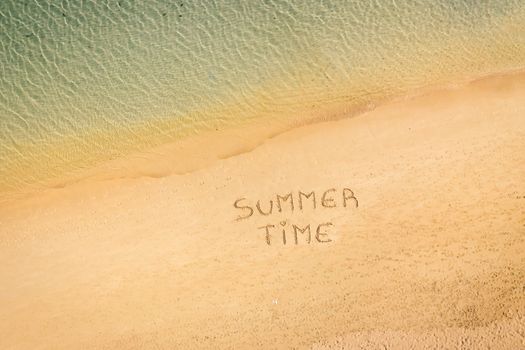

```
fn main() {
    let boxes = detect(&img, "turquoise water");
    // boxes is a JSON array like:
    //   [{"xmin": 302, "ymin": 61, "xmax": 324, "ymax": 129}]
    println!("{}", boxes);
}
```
[{"xmin": 1, "ymin": 0, "xmax": 524, "ymax": 196}]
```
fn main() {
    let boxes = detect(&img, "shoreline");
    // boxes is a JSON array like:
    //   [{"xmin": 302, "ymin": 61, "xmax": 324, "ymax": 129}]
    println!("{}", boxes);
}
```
[{"xmin": 1, "ymin": 67, "xmax": 525, "ymax": 208}]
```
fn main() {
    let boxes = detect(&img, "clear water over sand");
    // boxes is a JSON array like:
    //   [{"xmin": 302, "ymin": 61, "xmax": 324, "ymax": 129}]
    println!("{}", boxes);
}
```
[{"xmin": 1, "ymin": 0, "xmax": 524, "ymax": 197}]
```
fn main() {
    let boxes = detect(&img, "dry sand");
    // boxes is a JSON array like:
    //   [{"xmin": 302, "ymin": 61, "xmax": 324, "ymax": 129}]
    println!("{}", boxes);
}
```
[{"xmin": 1, "ymin": 72, "xmax": 524, "ymax": 349}]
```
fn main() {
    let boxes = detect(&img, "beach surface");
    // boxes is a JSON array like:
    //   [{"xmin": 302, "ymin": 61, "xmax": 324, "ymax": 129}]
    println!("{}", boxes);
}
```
[{"xmin": 1, "ymin": 72, "xmax": 524, "ymax": 349}]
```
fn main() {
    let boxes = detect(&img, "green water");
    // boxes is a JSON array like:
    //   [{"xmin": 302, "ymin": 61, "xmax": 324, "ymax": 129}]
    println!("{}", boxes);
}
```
[{"xmin": 1, "ymin": 0, "xmax": 524, "ymax": 196}]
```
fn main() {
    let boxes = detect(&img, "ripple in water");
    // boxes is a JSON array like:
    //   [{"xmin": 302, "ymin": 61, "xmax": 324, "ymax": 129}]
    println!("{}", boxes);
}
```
[{"xmin": 0, "ymin": 0, "xmax": 524, "ymax": 197}]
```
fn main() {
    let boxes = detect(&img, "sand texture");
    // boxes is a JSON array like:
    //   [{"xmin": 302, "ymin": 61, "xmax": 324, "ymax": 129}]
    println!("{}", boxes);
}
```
[{"xmin": 1, "ymin": 72, "xmax": 524, "ymax": 349}]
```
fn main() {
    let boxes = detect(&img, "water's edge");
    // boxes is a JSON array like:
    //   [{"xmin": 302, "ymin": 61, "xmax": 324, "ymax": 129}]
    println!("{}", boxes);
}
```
[{"xmin": 2, "ymin": 67, "xmax": 524, "ymax": 206}]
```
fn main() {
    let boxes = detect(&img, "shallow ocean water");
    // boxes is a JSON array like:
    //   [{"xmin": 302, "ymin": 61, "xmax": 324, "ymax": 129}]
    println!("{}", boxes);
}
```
[{"xmin": 1, "ymin": 0, "xmax": 524, "ymax": 197}]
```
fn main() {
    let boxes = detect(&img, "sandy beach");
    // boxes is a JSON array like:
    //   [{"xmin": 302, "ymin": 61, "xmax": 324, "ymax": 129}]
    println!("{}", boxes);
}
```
[{"xmin": 1, "ymin": 71, "xmax": 524, "ymax": 349}]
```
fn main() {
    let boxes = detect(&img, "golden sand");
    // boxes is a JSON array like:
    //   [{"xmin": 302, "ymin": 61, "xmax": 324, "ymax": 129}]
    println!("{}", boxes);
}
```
[{"xmin": 1, "ymin": 72, "xmax": 524, "ymax": 349}]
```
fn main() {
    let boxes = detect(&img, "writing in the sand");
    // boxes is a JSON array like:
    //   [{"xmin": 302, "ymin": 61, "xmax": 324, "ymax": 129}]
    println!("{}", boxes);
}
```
[{"xmin": 233, "ymin": 188, "xmax": 358, "ymax": 246}]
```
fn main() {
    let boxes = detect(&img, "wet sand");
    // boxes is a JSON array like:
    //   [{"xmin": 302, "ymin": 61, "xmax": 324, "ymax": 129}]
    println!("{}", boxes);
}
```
[{"xmin": 1, "ymin": 72, "xmax": 524, "ymax": 349}]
